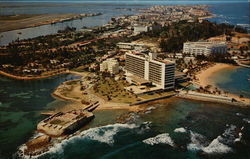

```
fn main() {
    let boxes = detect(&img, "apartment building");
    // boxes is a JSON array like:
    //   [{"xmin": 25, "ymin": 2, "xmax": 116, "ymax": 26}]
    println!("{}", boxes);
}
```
[
  {"xmin": 100, "ymin": 58, "xmax": 119, "ymax": 74},
  {"xmin": 183, "ymin": 41, "xmax": 227, "ymax": 56},
  {"xmin": 133, "ymin": 23, "xmax": 162, "ymax": 34},
  {"xmin": 125, "ymin": 52, "xmax": 175, "ymax": 90}
]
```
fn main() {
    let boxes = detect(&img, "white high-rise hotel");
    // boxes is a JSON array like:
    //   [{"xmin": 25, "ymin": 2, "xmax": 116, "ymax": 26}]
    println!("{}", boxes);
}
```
[{"xmin": 125, "ymin": 52, "xmax": 175, "ymax": 90}]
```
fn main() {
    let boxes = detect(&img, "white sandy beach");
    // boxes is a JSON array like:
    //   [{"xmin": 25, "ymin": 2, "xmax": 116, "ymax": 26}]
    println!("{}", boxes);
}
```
[
  {"xmin": 196, "ymin": 63, "xmax": 236, "ymax": 87},
  {"xmin": 195, "ymin": 63, "xmax": 250, "ymax": 104}
]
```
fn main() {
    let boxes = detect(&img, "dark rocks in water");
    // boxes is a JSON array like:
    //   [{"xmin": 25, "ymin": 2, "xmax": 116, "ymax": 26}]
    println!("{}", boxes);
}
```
[
  {"xmin": 24, "ymin": 135, "xmax": 52, "ymax": 156},
  {"xmin": 116, "ymin": 111, "xmax": 140, "ymax": 124},
  {"xmin": 116, "ymin": 106, "xmax": 157, "ymax": 124}
]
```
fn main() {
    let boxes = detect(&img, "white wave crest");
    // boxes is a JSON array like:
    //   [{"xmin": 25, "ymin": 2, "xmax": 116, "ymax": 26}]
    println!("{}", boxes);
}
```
[
  {"xmin": 234, "ymin": 132, "xmax": 242, "ymax": 143},
  {"xmin": 143, "ymin": 133, "xmax": 175, "ymax": 147},
  {"xmin": 187, "ymin": 125, "xmax": 237, "ymax": 154},
  {"xmin": 203, "ymin": 136, "xmax": 232, "ymax": 154},
  {"xmin": 236, "ymin": 113, "xmax": 243, "ymax": 117},
  {"xmin": 18, "ymin": 123, "xmax": 141, "ymax": 158},
  {"xmin": 243, "ymin": 118, "xmax": 250, "ymax": 124},
  {"xmin": 174, "ymin": 127, "xmax": 187, "ymax": 133},
  {"xmin": 80, "ymin": 123, "xmax": 138, "ymax": 145},
  {"xmin": 187, "ymin": 131, "xmax": 208, "ymax": 152}
]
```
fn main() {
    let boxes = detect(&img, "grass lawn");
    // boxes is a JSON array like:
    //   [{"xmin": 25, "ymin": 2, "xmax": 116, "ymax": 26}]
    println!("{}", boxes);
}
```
[{"xmin": 92, "ymin": 77, "xmax": 141, "ymax": 103}]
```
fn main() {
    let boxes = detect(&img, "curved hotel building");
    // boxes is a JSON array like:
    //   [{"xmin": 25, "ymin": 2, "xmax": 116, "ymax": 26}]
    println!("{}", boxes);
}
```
[{"xmin": 183, "ymin": 41, "xmax": 227, "ymax": 56}]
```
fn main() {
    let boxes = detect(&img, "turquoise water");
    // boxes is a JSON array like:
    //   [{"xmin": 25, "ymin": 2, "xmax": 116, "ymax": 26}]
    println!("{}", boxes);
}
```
[
  {"xmin": 0, "ymin": 74, "xmax": 81, "ymax": 158},
  {"xmin": 211, "ymin": 67, "xmax": 250, "ymax": 98}
]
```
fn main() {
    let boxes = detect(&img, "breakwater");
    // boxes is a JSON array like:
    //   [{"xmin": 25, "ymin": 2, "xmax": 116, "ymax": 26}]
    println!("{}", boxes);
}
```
[{"xmin": 178, "ymin": 91, "xmax": 250, "ymax": 107}]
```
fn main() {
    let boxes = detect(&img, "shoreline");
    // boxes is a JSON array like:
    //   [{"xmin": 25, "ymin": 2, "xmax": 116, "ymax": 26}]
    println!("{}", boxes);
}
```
[
  {"xmin": 0, "ymin": 70, "xmax": 87, "ymax": 80},
  {"xmin": 195, "ymin": 63, "xmax": 236, "ymax": 88},
  {"xmin": 50, "ymin": 63, "xmax": 250, "ymax": 114},
  {"xmin": 0, "ymin": 70, "xmax": 69, "ymax": 80},
  {"xmin": 194, "ymin": 63, "xmax": 250, "ymax": 104},
  {"xmin": 51, "ymin": 86, "xmax": 143, "ymax": 113},
  {"xmin": 198, "ymin": 14, "xmax": 216, "ymax": 20}
]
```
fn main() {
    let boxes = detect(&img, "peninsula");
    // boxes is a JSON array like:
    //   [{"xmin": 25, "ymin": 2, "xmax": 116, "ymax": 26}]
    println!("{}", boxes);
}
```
[
  {"xmin": 0, "ymin": 13, "xmax": 102, "ymax": 33},
  {"xmin": 0, "ymin": 5, "xmax": 249, "ymax": 158}
]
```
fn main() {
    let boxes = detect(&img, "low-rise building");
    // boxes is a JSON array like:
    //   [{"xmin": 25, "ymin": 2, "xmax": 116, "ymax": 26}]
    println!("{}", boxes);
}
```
[
  {"xmin": 133, "ymin": 23, "xmax": 162, "ymax": 34},
  {"xmin": 100, "ymin": 58, "xmax": 119, "ymax": 74},
  {"xmin": 117, "ymin": 42, "xmax": 147, "ymax": 51},
  {"xmin": 134, "ymin": 25, "xmax": 149, "ymax": 34},
  {"xmin": 183, "ymin": 41, "xmax": 227, "ymax": 56}
]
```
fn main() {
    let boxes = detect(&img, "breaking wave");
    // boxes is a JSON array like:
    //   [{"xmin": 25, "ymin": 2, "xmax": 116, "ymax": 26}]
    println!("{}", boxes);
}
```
[
  {"xmin": 187, "ymin": 131, "xmax": 208, "ymax": 151},
  {"xmin": 18, "ymin": 122, "xmax": 149, "ymax": 159},
  {"xmin": 174, "ymin": 127, "xmax": 187, "ymax": 133},
  {"xmin": 243, "ymin": 118, "xmax": 250, "ymax": 124},
  {"xmin": 187, "ymin": 125, "xmax": 239, "ymax": 154},
  {"xmin": 203, "ymin": 136, "xmax": 232, "ymax": 154},
  {"xmin": 143, "ymin": 133, "xmax": 175, "ymax": 147}
]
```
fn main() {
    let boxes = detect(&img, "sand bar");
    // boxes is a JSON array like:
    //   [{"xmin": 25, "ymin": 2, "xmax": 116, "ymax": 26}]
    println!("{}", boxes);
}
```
[{"xmin": 0, "ymin": 14, "xmax": 83, "ymax": 33}]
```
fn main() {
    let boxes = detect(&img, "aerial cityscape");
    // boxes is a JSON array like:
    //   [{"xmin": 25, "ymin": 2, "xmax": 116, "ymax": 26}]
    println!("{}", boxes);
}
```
[{"xmin": 0, "ymin": 0, "xmax": 249, "ymax": 159}]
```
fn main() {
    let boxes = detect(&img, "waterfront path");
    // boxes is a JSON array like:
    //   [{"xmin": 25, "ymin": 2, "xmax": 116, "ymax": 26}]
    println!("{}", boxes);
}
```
[{"xmin": 178, "ymin": 90, "xmax": 250, "ymax": 107}]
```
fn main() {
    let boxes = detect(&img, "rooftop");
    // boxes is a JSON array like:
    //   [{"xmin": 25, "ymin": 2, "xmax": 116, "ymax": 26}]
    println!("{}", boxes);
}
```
[
  {"xmin": 185, "ymin": 41, "xmax": 226, "ymax": 45},
  {"xmin": 126, "ymin": 52, "xmax": 174, "ymax": 65}
]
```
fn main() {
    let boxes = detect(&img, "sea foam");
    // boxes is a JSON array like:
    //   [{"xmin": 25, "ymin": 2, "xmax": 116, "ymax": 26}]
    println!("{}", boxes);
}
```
[
  {"xmin": 174, "ymin": 127, "xmax": 187, "ymax": 133},
  {"xmin": 18, "ymin": 123, "xmax": 143, "ymax": 158},
  {"xmin": 187, "ymin": 125, "xmax": 238, "ymax": 154},
  {"xmin": 143, "ymin": 133, "xmax": 175, "ymax": 147},
  {"xmin": 187, "ymin": 131, "xmax": 208, "ymax": 152},
  {"xmin": 243, "ymin": 118, "xmax": 250, "ymax": 124},
  {"xmin": 202, "ymin": 136, "xmax": 232, "ymax": 154}
]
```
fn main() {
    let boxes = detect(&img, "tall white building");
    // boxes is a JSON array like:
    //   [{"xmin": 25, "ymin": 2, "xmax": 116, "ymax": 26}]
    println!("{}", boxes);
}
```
[
  {"xmin": 183, "ymin": 41, "xmax": 227, "ymax": 56},
  {"xmin": 125, "ymin": 52, "xmax": 175, "ymax": 90},
  {"xmin": 100, "ymin": 58, "xmax": 119, "ymax": 74}
]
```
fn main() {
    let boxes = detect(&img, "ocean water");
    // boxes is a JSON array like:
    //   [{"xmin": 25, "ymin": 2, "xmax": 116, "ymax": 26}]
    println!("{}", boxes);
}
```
[
  {"xmin": 0, "ymin": 74, "xmax": 81, "ymax": 158},
  {"xmin": 208, "ymin": 2, "xmax": 250, "ymax": 25},
  {"xmin": 0, "ymin": 1, "xmax": 249, "ymax": 159},
  {"xmin": 23, "ymin": 99, "xmax": 250, "ymax": 159},
  {"xmin": 0, "ymin": 68, "xmax": 249, "ymax": 159},
  {"xmin": 211, "ymin": 67, "xmax": 250, "ymax": 98},
  {"xmin": 0, "ymin": 1, "xmax": 249, "ymax": 45}
]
